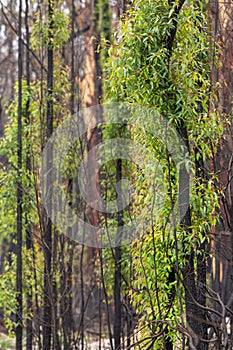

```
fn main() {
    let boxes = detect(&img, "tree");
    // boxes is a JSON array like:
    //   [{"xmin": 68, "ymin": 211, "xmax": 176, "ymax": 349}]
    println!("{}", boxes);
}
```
[
  {"xmin": 25, "ymin": 1, "xmax": 33, "ymax": 349},
  {"xmin": 105, "ymin": 0, "xmax": 222, "ymax": 348},
  {"xmin": 16, "ymin": 0, "xmax": 23, "ymax": 347},
  {"xmin": 42, "ymin": 0, "xmax": 54, "ymax": 348},
  {"xmin": 1, "ymin": 0, "xmax": 232, "ymax": 348},
  {"xmin": 209, "ymin": 0, "xmax": 233, "ymax": 346},
  {"xmin": 0, "ymin": 0, "xmax": 18, "ymax": 135}
]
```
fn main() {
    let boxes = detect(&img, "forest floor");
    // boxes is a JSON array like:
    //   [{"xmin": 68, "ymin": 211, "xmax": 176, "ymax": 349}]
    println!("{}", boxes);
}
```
[
  {"xmin": 0, "ymin": 332, "xmax": 113, "ymax": 349},
  {"xmin": 0, "ymin": 333, "xmax": 229, "ymax": 350},
  {"xmin": 0, "ymin": 332, "xmax": 15, "ymax": 349}
]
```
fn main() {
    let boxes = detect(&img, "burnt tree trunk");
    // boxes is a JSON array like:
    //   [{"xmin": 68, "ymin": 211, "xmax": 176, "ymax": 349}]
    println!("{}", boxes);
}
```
[
  {"xmin": 209, "ymin": 1, "xmax": 233, "ymax": 345},
  {"xmin": 25, "ymin": 0, "xmax": 33, "ymax": 348},
  {"xmin": 114, "ymin": 159, "xmax": 123, "ymax": 350},
  {"xmin": 43, "ymin": 0, "xmax": 54, "ymax": 348},
  {"xmin": 16, "ymin": 0, "xmax": 23, "ymax": 348}
]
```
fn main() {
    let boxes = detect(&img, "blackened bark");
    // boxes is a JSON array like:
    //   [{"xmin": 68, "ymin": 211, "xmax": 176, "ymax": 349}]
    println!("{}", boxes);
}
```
[
  {"xmin": 165, "ymin": 0, "xmax": 186, "ymax": 61},
  {"xmin": 67, "ymin": 243, "xmax": 75, "ymax": 346},
  {"xmin": 80, "ymin": 245, "xmax": 85, "ymax": 350},
  {"xmin": 43, "ymin": 1, "xmax": 53, "ymax": 348},
  {"xmin": 16, "ymin": 0, "xmax": 23, "ymax": 348},
  {"xmin": 179, "ymin": 168, "xmax": 198, "ymax": 349},
  {"xmin": 114, "ymin": 159, "xmax": 123, "ymax": 350},
  {"xmin": 179, "ymin": 126, "xmax": 203, "ymax": 349},
  {"xmin": 52, "ymin": 233, "xmax": 61, "ymax": 350},
  {"xmin": 59, "ymin": 3, "xmax": 75, "ymax": 346},
  {"xmin": 164, "ymin": 3, "xmax": 186, "ymax": 349},
  {"xmin": 114, "ymin": 244, "xmax": 122, "ymax": 350},
  {"xmin": 70, "ymin": 0, "xmax": 75, "ymax": 115},
  {"xmin": 165, "ymin": 1, "xmax": 208, "ymax": 347},
  {"xmin": 60, "ymin": 236, "xmax": 74, "ymax": 350},
  {"xmin": 195, "ymin": 152, "xmax": 208, "ymax": 350},
  {"xmin": 25, "ymin": 0, "xmax": 33, "ymax": 348}
]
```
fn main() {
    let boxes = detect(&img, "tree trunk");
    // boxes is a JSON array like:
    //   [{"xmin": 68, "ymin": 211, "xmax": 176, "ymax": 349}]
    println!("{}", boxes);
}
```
[
  {"xmin": 43, "ymin": 0, "xmax": 54, "ymax": 348},
  {"xmin": 16, "ymin": 0, "xmax": 23, "ymax": 348},
  {"xmin": 25, "ymin": 0, "xmax": 33, "ymax": 348},
  {"xmin": 114, "ymin": 159, "xmax": 123, "ymax": 350},
  {"xmin": 209, "ymin": 1, "xmax": 233, "ymax": 345},
  {"xmin": 179, "ymin": 126, "xmax": 199, "ymax": 349}
]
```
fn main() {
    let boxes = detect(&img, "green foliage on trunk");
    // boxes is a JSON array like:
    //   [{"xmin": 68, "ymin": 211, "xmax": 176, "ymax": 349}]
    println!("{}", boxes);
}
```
[{"xmin": 104, "ymin": 0, "xmax": 223, "ymax": 346}]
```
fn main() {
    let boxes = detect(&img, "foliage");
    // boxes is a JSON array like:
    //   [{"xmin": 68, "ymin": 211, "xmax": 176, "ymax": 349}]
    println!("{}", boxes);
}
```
[
  {"xmin": 0, "ymin": 256, "xmax": 17, "ymax": 336},
  {"xmin": 0, "ymin": 1, "xmax": 71, "ymax": 337},
  {"xmin": 104, "ymin": 0, "xmax": 222, "ymax": 346},
  {"xmin": 31, "ymin": 1, "xmax": 70, "ymax": 50},
  {"xmin": 0, "ymin": 0, "xmax": 226, "ymax": 347}
]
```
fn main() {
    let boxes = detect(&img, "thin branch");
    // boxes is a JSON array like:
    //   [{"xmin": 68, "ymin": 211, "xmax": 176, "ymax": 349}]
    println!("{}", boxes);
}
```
[{"xmin": 0, "ymin": 2, "xmax": 47, "ymax": 73}]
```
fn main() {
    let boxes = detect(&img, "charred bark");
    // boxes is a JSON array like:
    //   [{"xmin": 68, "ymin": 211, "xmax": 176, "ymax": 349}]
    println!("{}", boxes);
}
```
[{"xmin": 16, "ymin": 0, "xmax": 23, "ymax": 348}]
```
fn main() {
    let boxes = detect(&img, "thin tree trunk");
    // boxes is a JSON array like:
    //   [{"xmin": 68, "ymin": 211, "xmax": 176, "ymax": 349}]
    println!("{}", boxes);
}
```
[
  {"xmin": 179, "ymin": 126, "xmax": 198, "ymax": 349},
  {"xmin": 43, "ymin": 0, "xmax": 54, "ymax": 348},
  {"xmin": 25, "ymin": 0, "xmax": 33, "ymax": 348},
  {"xmin": 98, "ymin": 248, "xmax": 114, "ymax": 350},
  {"xmin": 16, "ymin": 0, "xmax": 23, "ymax": 347},
  {"xmin": 52, "ymin": 232, "xmax": 61, "ymax": 350},
  {"xmin": 59, "ymin": 3, "xmax": 75, "ymax": 345},
  {"xmin": 195, "ymin": 151, "xmax": 208, "ymax": 350},
  {"xmin": 67, "ymin": 241, "xmax": 75, "ymax": 348},
  {"xmin": 80, "ymin": 245, "xmax": 85, "ymax": 350},
  {"xmin": 60, "ymin": 238, "xmax": 74, "ymax": 349},
  {"xmin": 114, "ymin": 159, "xmax": 123, "ymax": 350}
]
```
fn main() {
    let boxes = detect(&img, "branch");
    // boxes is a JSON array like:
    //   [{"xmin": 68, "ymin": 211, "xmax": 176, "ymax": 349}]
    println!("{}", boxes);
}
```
[
  {"xmin": 166, "ymin": 0, "xmax": 186, "ymax": 61},
  {"xmin": 0, "ymin": 2, "xmax": 47, "ymax": 73}
]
